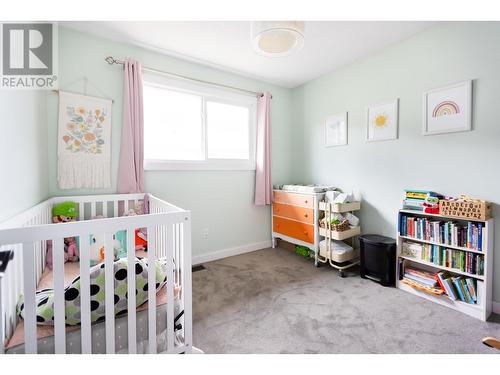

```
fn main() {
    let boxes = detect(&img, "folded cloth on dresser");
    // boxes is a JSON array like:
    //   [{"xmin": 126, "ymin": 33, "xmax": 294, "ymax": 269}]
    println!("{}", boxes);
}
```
[{"xmin": 275, "ymin": 184, "xmax": 337, "ymax": 193}]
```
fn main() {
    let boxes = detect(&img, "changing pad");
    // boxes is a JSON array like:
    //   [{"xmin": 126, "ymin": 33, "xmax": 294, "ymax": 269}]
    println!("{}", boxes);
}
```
[{"xmin": 276, "ymin": 184, "xmax": 337, "ymax": 193}]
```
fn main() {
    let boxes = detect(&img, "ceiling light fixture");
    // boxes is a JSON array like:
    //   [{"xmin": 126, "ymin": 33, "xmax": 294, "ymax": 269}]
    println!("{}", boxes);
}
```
[{"xmin": 251, "ymin": 21, "xmax": 305, "ymax": 57}]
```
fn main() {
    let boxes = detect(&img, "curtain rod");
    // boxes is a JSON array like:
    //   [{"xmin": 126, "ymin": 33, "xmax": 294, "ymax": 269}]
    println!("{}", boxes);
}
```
[{"xmin": 105, "ymin": 56, "xmax": 270, "ymax": 98}]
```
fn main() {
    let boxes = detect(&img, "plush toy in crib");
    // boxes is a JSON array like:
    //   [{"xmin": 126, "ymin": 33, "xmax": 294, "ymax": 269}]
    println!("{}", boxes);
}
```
[
  {"xmin": 122, "ymin": 207, "xmax": 148, "ymax": 251},
  {"xmin": 89, "ymin": 233, "xmax": 123, "ymax": 266},
  {"xmin": 45, "ymin": 201, "xmax": 80, "ymax": 269}
]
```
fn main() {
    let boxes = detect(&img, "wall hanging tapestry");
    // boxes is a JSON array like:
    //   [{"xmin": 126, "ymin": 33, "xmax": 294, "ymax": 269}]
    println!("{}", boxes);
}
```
[{"xmin": 58, "ymin": 91, "xmax": 113, "ymax": 189}]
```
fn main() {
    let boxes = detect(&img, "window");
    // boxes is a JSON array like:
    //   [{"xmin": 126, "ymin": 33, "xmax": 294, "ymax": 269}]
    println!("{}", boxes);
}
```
[{"xmin": 143, "ymin": 73, "xmax": 257, "ymax": 170}]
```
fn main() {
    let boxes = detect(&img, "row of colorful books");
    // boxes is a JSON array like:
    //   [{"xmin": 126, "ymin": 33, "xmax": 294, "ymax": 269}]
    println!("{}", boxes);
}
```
[
  {"xmin": 402, "ymin": 241, "xmax": 484, "ymax": 275},
  {"xmin": 403, "ymin": 267, "xmax": 478, "ymax": 304},
  {"xmin": 400, "ymin": 215, "xmax": 484, "ymax": 251},
  {"xmin": 436, "ymin": 271, "xmax": 478, "ymax": 304}
]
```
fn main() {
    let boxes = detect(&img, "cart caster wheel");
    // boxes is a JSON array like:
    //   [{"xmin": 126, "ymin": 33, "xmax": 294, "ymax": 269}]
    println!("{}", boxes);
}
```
[
  {"xmin": 339, "ymin": 271, "xmax": 346, "ymax": 278},
  {"xmin": 315, "ymin": 263, "xmax": 321, "ymax": 268}
]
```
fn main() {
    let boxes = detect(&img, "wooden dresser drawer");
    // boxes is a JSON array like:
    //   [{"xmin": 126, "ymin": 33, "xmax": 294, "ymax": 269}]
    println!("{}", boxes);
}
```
[
  {"xmin": 273, "ymin": 191, "xmax": 314, "ymax": 208},
  {"xmin": 272, "ymin": 203, "xmax": 314, "ymax": 224},
  {"xmin": 273, "ymin": 216, "xmax": 314, "ymax": 244}
]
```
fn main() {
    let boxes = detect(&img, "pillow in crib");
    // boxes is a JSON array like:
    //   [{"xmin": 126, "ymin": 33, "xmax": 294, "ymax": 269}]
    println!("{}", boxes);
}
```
[{"xmin": 17, "ymin": 257, "xmax": 168, "ymax": 326}]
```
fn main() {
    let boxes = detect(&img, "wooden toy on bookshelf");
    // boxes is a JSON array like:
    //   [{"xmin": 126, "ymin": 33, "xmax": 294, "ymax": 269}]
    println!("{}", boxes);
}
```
[{"xmin": 439, "ymin": 195, "xmax": 491, "ymax": 221}]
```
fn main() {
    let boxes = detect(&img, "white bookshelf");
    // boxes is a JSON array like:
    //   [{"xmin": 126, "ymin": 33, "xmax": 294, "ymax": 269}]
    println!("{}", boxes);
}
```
[{"xmin": 396, "ymin": 210, "xmax": 494, "ymax": 321}]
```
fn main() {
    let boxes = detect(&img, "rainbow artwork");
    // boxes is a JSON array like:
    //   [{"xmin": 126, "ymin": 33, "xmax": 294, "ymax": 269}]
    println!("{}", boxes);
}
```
[{"xmin": 432, "ymin": 101, "xmax": 460, "ymax": 117}]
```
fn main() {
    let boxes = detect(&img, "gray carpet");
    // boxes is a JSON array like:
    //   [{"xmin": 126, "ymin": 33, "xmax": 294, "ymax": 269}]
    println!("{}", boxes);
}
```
[{"xmin": 192, "ymin": 247, "xmax": 500, "ymax": 353}]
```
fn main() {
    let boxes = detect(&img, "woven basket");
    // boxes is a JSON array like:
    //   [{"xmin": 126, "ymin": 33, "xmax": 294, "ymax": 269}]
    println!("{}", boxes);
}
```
[{"xmin": 320, "ymin": 219, "xmax": 350, "ymax": 232}]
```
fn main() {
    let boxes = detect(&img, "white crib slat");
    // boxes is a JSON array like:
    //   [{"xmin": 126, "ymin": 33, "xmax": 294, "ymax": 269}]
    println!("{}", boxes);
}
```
[
  {"xmin": 124, "ymin": 200, "xmax": 129, "ymax": 214},
  {"xmin": 0, "ymin": 263, "xmax": 4, "ymax": 354},
  {"xmin": 104, "ymin": 232, "xmax": 115, "ymax": 353},
  {"xmin": 147, "ymin": 226, "xmax": 156, "ymax": 354},
  {"xmin": 79, "ymin": 236, "xmax": 92, "ymax": 354},
  {"xmin": 53, "ymin": 238, "xmax": 66, "ymax": 354},
  {"xmin": 113, "ymin": 201, "xmax": 118, "ymax": 218},
  {"xmin": 182, "ymin": 220, "xmax": 193, "ymax": 351},
  {"xmin": 166, "ymin": 224, "xmax": 174, "ymax": 352},
  {"xmin": 105, "ymin": 201, "xmax": 110, "ymax": 218},
  {"xmin": 174, "ymin": 224, "xmax": 180, "ymax": 283},
  {"xmin": 22, "ymin": 242, "xmax": 37, "ymax": 354},
  {"xmin": 126, "ymin": 228, "xmax": 137, "ymax": 354},
  {"xmin": 79, "ymin": 202, "xmax": 84, "ymax": 221},
  {"xmin": 91, "ymin": 202, "xmax": 96, "ymax": 218}
]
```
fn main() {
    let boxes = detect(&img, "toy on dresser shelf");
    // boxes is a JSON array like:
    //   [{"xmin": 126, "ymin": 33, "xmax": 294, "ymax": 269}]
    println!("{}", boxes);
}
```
[{"xmin": 46, "ymin": 201, "xmax": 80, "ymax": 269}]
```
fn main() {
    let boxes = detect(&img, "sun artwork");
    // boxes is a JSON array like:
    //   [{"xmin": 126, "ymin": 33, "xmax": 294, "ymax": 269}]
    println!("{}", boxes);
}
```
[{"xmin": 374, "ymin": 113, "xmax": 388, "ymax": 128}]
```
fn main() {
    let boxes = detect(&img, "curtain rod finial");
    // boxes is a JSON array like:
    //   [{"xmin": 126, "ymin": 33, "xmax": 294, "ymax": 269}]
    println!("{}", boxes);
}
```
[{"xmin": 105, "ymin": 56, "xmax": 115, "ymax": 65}]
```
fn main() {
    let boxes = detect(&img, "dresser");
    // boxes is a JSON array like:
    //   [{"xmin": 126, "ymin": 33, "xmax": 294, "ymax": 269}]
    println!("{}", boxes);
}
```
[{"xmin": 272, "ymin": 189, "xmax": 323, "ymax": 261}]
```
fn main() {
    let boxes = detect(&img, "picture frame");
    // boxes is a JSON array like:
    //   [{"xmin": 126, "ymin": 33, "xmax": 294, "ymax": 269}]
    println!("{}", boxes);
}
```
[
  {"xmin": 324, "ymin": 112, "xmax": 348, "ymax": 147},
  {"xmin": 423, "ymin": 80, "xmax": 472, "ymax": 136},
  {"xmin": 366, "ymin": 99, "xmax": 399, "ymax": 142}
]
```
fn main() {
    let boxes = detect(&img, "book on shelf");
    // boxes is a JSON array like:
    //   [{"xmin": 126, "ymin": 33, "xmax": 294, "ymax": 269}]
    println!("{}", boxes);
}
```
[
  {"xmin": 403, "ymin": 268, "xmax": 438, "ymax": 288},
  {"xmin": 400, "ymin": 214, "xmax": 485, "ymax": 251},
  {"xmin": 401, "ymin": 240, "xmax": 484, "ymax": 276},
  {"xmin": 465, "ymin": 278, "xmax": 477, "ymax": 303},
  {"xmin": 402, "ymin": 190, "xmax": 443, "ymax": 213},
  {"xmin": 436, "ymin": 271, "xmax": 458, "ymax": 300},
  {"xmin": 452, "ymin": 277, "xmax": 466, "ymax": 302},
  {"xmin": 452, "ymin": 277, "xmax": 477, "ymax": 304},
  {"xmin": 404, "ymin": 268, "xmax": 479, "ymax": 305}
]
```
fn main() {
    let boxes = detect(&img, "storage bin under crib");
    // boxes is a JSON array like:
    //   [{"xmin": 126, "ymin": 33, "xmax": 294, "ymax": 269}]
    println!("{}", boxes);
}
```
[{"xmin": 0, "ymin": 193, "xmax": 192, "ymax": 354}]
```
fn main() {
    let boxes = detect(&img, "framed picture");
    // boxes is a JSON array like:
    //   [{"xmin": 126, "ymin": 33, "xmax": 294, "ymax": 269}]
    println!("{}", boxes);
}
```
[
  {"xmin": 366, "ymin": 99, "xmax": 399, "ymax": 142},
  {"xmin": 423, "ymin": 80, "xmax": 472, "ymax": 135},
  {"xmin": 324, "ymin": 112, "xmax": 347, "ymax": 147}
]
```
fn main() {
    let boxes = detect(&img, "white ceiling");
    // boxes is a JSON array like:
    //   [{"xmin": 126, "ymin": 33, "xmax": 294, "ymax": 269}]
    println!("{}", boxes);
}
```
[{"xmin": 63, "ymin": 21, "xmax": 435, "ymax": 88}]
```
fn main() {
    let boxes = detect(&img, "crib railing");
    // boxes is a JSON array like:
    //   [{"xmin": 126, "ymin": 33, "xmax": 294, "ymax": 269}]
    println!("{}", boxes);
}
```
[
  {"xmin": 0, "ymin": 193, "xmax": 192, "ymax": 354},
  {"xmin": 0, "ymin": 200, "xmax": 52, "ymax": 353}
]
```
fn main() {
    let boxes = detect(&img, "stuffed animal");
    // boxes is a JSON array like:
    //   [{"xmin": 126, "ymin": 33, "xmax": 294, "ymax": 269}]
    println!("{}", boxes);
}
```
[
  {"xmin": 45, "ymin": 202, "xmax": 79, "ymax": 269},
  {"xmin": 89, "ymin": 233, "xmax": 123, "ymax": 266},
  {"xmin": 423, "ymin": 194, "xmax": 440, "ymax": 214},
  {"xmin": 122, "ymin": 207, "xmax": 148, "ymax": 251}
]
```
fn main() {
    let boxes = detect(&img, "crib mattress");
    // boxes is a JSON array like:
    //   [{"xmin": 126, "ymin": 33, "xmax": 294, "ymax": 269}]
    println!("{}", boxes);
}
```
[{"xmin": 6, "ymin": 256, "xmax": 180, "ymax": 353}]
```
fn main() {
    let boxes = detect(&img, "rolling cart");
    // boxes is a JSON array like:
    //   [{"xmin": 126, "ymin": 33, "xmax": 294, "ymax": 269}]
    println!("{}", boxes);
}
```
[{"xmin": 316, "ymin": 200, "xmax": 361, "ymax": 277}]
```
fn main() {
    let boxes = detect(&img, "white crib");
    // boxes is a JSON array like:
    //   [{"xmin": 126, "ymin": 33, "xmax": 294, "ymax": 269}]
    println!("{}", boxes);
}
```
[{"xmin": 0, "ymin": 193, "xmax": 192, "ymax": 354}]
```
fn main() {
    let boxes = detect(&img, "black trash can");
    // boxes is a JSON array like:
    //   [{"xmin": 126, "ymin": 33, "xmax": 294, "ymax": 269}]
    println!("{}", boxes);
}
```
[{"xmin": 359, "ymin": 234, "xmax": 396, "ymax": 287}]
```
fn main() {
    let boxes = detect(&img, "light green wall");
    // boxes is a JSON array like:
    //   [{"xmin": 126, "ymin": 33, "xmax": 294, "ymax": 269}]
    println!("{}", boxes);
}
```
[
  {"xmin": 291, "ymin": 22, "xmax": 500, "ymax": 301},
  {"xmin": 22, "ymin": 23, "xmax": 500, "ymax": 300},
  {"xmin": 46, "ymin": 27, "xmax": 293, "ymax": 258},
  {"xmin": 0, "ymin": 91, "xmax": 48, "ymax": 222}
]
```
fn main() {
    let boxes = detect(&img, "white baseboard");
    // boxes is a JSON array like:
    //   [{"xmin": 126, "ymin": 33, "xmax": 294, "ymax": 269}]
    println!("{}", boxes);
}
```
[
  {"xmin": 493, "ymin": 301, "xmax": 500, "ymax": 315},
  {"xmin": 192, "ymin": 240, "xmax": 272, "ymax": 265}
]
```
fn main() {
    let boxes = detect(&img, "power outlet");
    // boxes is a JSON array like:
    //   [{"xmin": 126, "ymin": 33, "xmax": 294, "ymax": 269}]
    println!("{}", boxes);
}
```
[{"xmin": 202, "ymin": 228, "xmax": 209, "ymax": 240}]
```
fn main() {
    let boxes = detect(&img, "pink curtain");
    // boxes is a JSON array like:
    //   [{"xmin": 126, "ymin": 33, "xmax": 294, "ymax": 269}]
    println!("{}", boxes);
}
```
[
  {"xmin": 117, "ymin": 60, "xmax": 145, "ymax": 193},
  {"xmin": 254, "ymin": 92, "xmax": 272, "ymax": 205}
]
